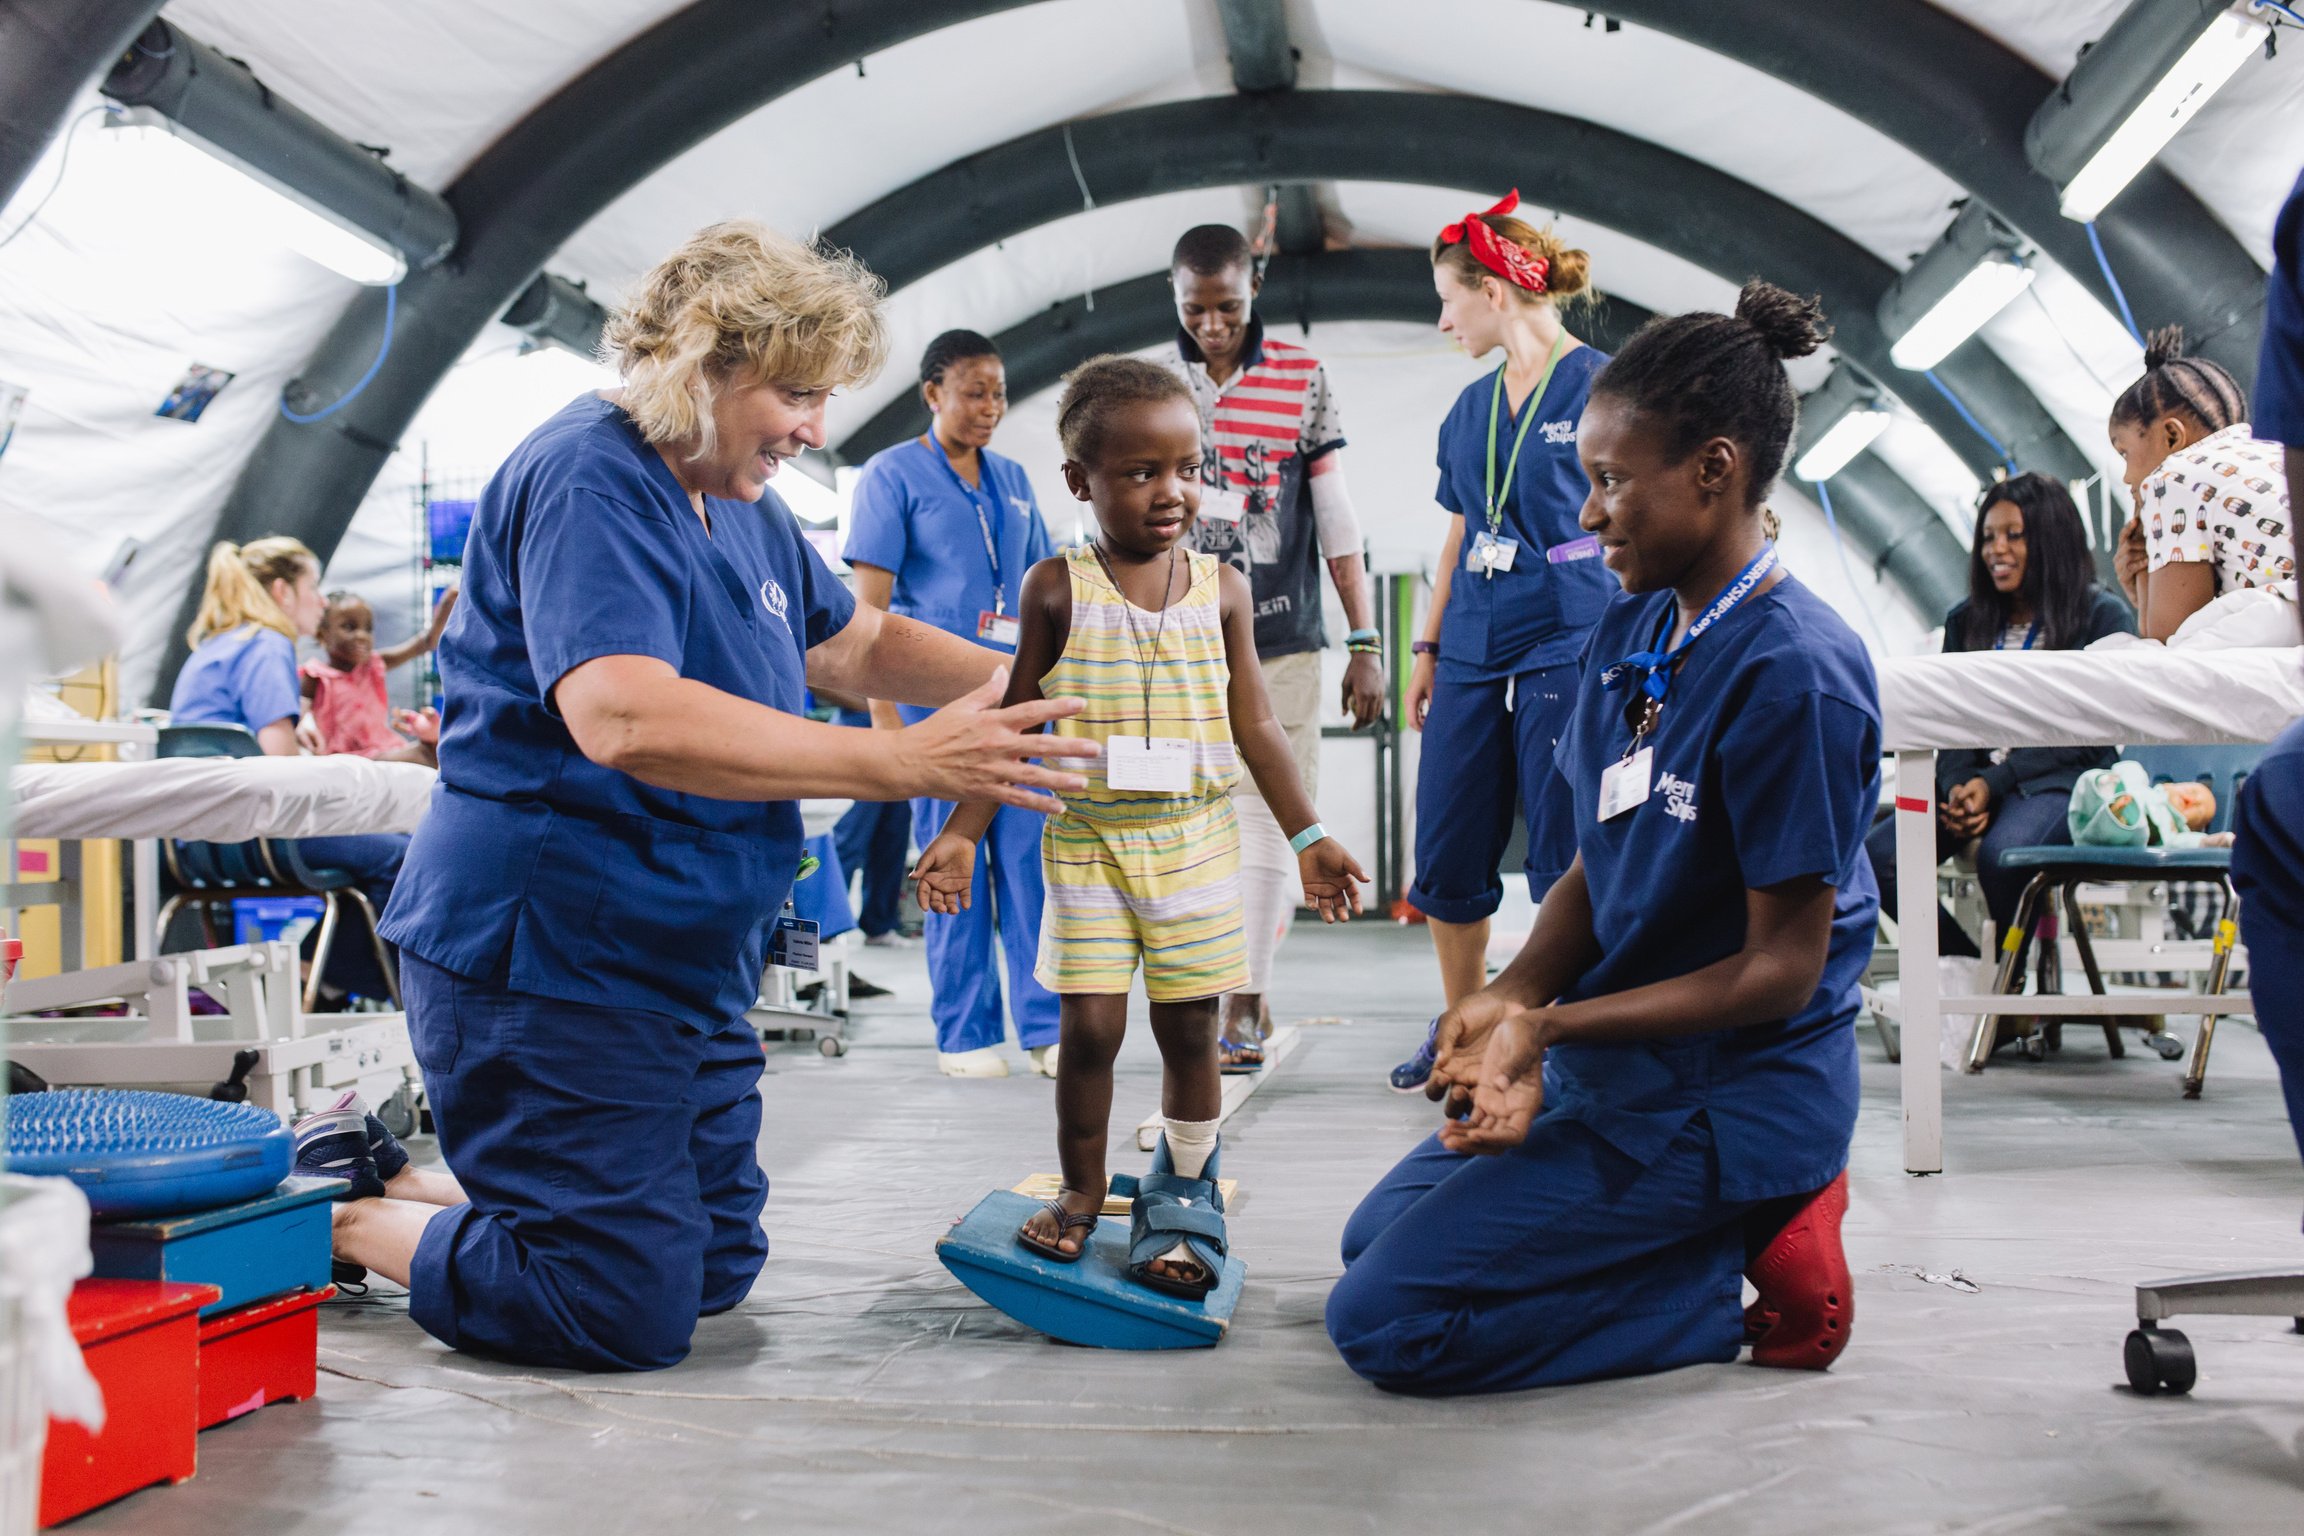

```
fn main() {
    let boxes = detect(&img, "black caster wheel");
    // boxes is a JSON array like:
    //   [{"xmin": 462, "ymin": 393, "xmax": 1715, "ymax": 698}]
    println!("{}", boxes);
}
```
[
  {"xmin": 2124, "ymin": 1326, "xmax": 2196, "ymax": 1396},
  {"xmin": 377, "ymin": 1086, "xmax": 419, "ymax": 1139},
  {"xmin": 818, "ymin": 1035, "xmax": 847, "ymax": 1058}
]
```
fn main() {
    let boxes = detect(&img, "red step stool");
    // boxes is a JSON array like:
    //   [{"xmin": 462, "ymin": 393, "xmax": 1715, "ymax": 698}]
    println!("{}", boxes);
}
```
[
  {"xmin": 40, "ymin": 1279, "xmax": 219, "ymax": 1529},
  {"xmin": 197, "ymin": 1285, "xmax": 335, "ymax": 1430}
]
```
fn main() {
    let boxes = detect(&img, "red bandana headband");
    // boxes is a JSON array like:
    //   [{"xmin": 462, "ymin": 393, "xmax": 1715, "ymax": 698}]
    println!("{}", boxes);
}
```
[{"xmin": 1438, "ymin": 189, "xmax": 1551, "ymax": 294}]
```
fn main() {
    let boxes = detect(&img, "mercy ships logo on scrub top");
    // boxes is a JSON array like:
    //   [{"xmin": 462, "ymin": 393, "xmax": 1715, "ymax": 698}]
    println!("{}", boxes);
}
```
[
  {"xmin": 1657, "ymin": 771, "xmax": 1699, "ymax": 824},
  {"xmin": 760, "ymin": 578, "xmax": 790, "ymax": 630}
]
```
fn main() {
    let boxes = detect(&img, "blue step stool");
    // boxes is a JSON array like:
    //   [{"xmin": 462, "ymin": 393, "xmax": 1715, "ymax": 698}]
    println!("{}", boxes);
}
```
[
  {"xmin": 92, "ymin": 1176, "xmax": 339, "ymax": 1318},
  {"xmin": 936, "ymin": 1187, "xmax": 1246, "ymax": 1350},
  {"xmin": 2, "ymin": 1089, "xmax": 292, "ymax": 1218}
]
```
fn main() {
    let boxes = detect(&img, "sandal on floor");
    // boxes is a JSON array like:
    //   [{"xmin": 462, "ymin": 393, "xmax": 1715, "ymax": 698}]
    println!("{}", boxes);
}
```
[
  {"xmin": 1122, "ymin": 1136, "xmax": 1228, "ymax": 1299},
  {"xmin": 1216, "ymin": 1033, "xmax": 1264, "ymax": 1075},
  {"xmin": 1016, "ymin": 1196, "xmax": 1099, "ymax": 1263}
]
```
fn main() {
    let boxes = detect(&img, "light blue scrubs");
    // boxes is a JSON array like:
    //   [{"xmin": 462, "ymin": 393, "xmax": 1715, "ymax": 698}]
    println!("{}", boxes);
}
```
[{"xmin": 846, "ymin": 437, "xmax": 1060, "ymax": 1054}]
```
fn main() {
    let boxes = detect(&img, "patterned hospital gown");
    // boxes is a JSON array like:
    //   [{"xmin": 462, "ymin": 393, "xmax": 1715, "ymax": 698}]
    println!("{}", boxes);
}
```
[{"xmin": 2139, "ymin": 423, "xmax": 2294, "ymax": 593}]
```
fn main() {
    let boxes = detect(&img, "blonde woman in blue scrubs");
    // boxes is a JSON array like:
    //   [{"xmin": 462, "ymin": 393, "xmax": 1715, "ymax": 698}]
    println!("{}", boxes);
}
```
[{"xmin": 304, "ymin": 224, "xmax": 1095, "ymax": 1373}]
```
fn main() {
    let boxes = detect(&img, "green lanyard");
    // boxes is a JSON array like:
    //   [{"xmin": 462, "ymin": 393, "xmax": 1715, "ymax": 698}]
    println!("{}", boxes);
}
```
[{"xmin": 1483, "ymin": 330, "xmax": 1569, "ymax": 541}]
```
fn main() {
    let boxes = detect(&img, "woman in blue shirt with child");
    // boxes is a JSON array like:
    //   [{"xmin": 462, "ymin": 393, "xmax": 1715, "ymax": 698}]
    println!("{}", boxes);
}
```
[{"xmin": 1329, "ymin": 282, "xmax": 1880, "ymax": 1395}]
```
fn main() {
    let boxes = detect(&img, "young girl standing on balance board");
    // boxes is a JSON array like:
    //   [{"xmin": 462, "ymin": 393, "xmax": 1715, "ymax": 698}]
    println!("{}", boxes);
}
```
[
  {"xmin": 914, "ymin": 356, "xmax": 1366, "ymax": 1297},
  {"xmin": 1326, "ymin": 283, "xmax": 1880, "ymax": 1395}
]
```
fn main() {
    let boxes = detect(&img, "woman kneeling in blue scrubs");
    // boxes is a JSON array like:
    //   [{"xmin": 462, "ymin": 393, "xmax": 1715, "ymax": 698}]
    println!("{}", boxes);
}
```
[
  {"xmin": 321, "ymin": 223, "xmax": 1095, "ymax": 1373},
  {"xmin": 1327, "ymin": 281, "xmax": 1880, "ymax": 1395}
]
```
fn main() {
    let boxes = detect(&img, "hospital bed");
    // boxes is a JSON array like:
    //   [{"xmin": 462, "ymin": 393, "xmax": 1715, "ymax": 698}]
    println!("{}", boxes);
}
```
[
  {"xmin": 3, "ymin": 753, "xmax": 431, "ymax": 1123},
  {"xmin": 1877, "ymin": 643, "xmax": 2303, "ymax": 1173}
]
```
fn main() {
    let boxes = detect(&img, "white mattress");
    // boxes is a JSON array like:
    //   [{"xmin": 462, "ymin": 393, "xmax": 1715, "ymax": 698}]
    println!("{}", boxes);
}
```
[
  {"xmin": 1880, "ymin": 646, "xmax": 2304, "ymax": 752},
  {"xmin": 9, "ymin": 756, "xmax": 436, "ymax": 841}
]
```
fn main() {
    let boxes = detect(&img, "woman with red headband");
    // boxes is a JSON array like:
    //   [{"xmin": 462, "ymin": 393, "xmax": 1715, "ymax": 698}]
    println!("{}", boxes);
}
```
[{"xmin": 1389, "ymin": 193, "xmax": 1617, "ymax": 1092}]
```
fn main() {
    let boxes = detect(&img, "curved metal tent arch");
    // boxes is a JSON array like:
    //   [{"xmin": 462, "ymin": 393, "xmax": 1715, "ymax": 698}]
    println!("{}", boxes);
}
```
[
  {"xmin": 100, "ymin": 0, "xmax": 2185, "ymax": 687},
  {"xmin": 821, "ymin": 93, "xmax": 2095, "ymax": 487},
  {"xmin": 1542, "ymin": 0, "xmax": 2265, "ymax": 383},
  {"xmin": 839, "ymin": 248, "xmax": 1968, "ymax": 618}
]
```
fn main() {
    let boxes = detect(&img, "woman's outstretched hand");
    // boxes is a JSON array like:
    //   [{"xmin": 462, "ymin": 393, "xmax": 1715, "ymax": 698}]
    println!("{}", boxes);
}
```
[
  {"xmin": 896, "ymin": 668, "xmax": 1098, "ymax": 813},
  {"xmin": 1438, "ymin": 1009, "xmax": 1547, "ymax": 1155},
  {"xmin": 1298, "ymin": 839, "xmax": 1369, "ymax": 923}
]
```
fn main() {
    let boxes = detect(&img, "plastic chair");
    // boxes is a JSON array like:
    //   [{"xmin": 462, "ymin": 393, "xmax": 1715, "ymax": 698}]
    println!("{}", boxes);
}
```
[
  {"xmin": 1973, "ymin": 744, "xmax": 2258, "ymax": 1094},
  {"xmin": 154, "ymin": 725, "xmax": 401, "ymax": 1010}
]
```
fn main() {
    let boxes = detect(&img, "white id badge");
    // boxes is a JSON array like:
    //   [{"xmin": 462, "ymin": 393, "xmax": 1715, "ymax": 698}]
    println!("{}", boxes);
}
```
[
  {"xmin": 770, "ymin": 915, "xmax": 820, "ymax": 972},
  {"xmin": 976, "ymin": 610, "xmax": 1020, "ymax": 648},
  {"xmin": 1106, "ymin": 735, "xmax": 1193, "ymax": 792},
  {"xmin": 1198, "ymin": 487, "xmax": 1249, "ymax": 524},
  {"xmin": 1597, "ymin": 746, "xmax": 1653, "ymax": 822},
  {"xmin": 1470, "ymin": 531, "xmax": 1520, "ymax": 572}
]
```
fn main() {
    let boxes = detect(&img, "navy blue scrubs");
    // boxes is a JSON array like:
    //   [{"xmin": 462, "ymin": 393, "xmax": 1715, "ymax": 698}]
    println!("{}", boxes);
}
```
[
  {"xmin": 1330, "ymin": 573, "xmax": 1880, "ymax": 1394},
  {"xmin": 846, "ymin": 438, "xmax": 1060, "ymax": 1054},
  {"xmin": 1411, "ymin": 346, "xmax": 1615, "ymax": 921},
  {"xmin": 380, "ymin": 394, "xmax": 856, "ymax": 1371}
]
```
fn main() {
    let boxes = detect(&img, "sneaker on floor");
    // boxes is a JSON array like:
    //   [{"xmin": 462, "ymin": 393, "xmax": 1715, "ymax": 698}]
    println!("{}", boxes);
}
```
[
  {"xmin": 862, "ymin": 931, "xmax": 916, "ymax": 950},
  {"xmin": 1029, "ymin": 1043, "xmax": 1060, "ymax": 1078},
  {"xmin": 1387, "ymin": 1019, "xmax": 1441, "ymax": 1094},
  {"xmin": 938, "ymin": 1046, "xmax": 1011, "ymax": 1078},
  {"xmin": 294, "ymin": 1089, "xmax": 387, "ymax": 1200}
]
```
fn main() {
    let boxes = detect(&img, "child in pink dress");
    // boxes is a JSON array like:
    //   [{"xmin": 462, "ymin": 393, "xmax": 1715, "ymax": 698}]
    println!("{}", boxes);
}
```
[{"xmin": 299, "ymin": 589, "xmax": 455, "ymax": 765}]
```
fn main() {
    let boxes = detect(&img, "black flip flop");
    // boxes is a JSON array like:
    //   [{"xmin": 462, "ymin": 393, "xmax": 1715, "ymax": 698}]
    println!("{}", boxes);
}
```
[{"xmin": 1016, "ymin": 1197, "xmax": 1099, "ymax": 1263}]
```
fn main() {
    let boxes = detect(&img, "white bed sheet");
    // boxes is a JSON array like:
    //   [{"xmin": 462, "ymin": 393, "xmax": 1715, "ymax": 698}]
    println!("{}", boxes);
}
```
[
  {"xmin": 9, "ymin": 756, "xmax": 435, "ymax": 841},
  {"xmin": 1880, "ymin": 647, "xmax": 2304, "ymax": 752}
]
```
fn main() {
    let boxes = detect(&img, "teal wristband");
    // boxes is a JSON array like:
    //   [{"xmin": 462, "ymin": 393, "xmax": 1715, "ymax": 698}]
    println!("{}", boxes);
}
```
[
  {"xmin": 1344, "ymin": 627, "xmax": 1380, "ymax": 645},
  {"xmin": 1288, "ymin": 822, "xmax": 1328, "ymax": 855}
]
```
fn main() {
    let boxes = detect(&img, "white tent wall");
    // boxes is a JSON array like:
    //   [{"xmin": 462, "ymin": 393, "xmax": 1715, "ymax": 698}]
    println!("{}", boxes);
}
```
[{"xmin": 0, "ymin": 0, "xmax": 2292, "ymax": 700}]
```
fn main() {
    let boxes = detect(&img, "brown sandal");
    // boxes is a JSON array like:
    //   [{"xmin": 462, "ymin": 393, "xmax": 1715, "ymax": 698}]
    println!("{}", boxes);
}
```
[{"xmin": 1016, "ymin": 1197, "xmax": 1099, "ymax": 1263}]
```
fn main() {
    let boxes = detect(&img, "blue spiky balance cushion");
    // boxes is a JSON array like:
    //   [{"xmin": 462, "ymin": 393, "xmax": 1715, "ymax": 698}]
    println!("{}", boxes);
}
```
[
  {"xmin": 2, "ymin": 1089, "xmax": 291, "ymax": 1219},
  {"xmin": 936, "ymin": 1188, "xmax": 1246, "ymax": 1350}
]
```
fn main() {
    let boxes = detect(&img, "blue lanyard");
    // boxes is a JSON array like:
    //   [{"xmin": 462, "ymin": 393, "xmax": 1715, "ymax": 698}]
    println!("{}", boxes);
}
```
[
  {"xmin": 1601, "ymin": 543, "xmax": 1781, "ymax": 714},
  {"xmin": 1992, "ymin": 621, "xmax": 2039, "ymax": 651},
  {"xmin": 928, "ymin": 435, "xmax": 1007, "ymax": 615}
]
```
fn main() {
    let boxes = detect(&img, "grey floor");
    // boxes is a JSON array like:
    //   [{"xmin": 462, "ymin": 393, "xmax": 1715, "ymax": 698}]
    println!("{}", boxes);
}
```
[{"xmin": 89, "ymin": 922, "xmax": 2304, "ymax": 1535}]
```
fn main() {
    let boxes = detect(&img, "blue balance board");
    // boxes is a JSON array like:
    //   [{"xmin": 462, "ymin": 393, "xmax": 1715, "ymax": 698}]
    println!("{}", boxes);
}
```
[
  {"xmin": 936, "ymin": 1188, "xmax": 1245, "ymax": 1350},
  {"xmin": 1, "ymin": 1088, "xmax": 292, "ymax": 1219},
  {"xmin": 92, "ymin": 1176, "xmax": 338, "ymax": 1318}
]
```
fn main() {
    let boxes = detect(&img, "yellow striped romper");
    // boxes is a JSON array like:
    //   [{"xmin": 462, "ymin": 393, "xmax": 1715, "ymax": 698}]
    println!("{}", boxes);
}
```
[{"xmin": 1034, "ymin": 544, "xmax": 1252, "ymax": 1002}]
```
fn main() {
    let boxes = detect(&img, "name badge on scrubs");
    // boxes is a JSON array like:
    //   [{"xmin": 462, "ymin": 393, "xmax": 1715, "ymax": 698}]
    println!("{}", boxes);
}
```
[
  {"xmin": 770, "ymin": 916, "xmax": 820, "ymax": 972},
  {"xmin": 1598, "ymin": 746, "xmax": 1653, "ymax": 823},
  {"xmin": 977, "ymin": 610, "xmax": 1020, "ymax": 648},
  {"xmin": 1106, "ymin": 735, "xmax": 1193, "ymax": 792},
  {"xmin": 1470, "ymin": 530, "xmax": 1519, "ymax": 573},
  {"xmin": 1198, "ymin": 487, "xmax": 1249, "ymax": 524}
]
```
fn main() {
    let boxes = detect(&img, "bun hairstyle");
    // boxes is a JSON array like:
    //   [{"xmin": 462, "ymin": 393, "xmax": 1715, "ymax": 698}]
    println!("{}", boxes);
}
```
[
  {"xmin": 919, "ymin": 328, "xmax": 1000, "ymax": 387},
  {"xmin": 1055, "ymin": 354, "xmax": 1194, "ymax": 462},
  {"xmin": 187, "ymin": 536, "xmax": 317, "ymax": 647},
  {"xmin": 1431, "ymin": 212, "xmax": 1592, "ymax": 306},
  {"xmin": 2109, "ymin": 324, "xmax": 2246, "ymax": 436},
  {"xmin": 1589, "ymin": 279, "xmax": 1830, "ymax": 501}
]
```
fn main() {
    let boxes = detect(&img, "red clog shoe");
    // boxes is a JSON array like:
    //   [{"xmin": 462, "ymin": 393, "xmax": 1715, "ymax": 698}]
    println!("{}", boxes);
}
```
[{"xmin": 1745, "ymin": 1170, "xmax": 1852, "ymax": 1370}]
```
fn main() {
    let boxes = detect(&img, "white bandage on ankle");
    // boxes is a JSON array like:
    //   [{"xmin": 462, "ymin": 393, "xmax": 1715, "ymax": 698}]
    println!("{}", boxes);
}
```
[{"xmin": 1163, "ymin": 1117, "xmax": 1221, "ymax": 1181}]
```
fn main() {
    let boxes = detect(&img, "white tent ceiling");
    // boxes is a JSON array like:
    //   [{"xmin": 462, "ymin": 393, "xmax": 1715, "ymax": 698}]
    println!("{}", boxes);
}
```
[{"xmin": 2, "ymin": 0, "xmax": 2298, "ymax": 702}]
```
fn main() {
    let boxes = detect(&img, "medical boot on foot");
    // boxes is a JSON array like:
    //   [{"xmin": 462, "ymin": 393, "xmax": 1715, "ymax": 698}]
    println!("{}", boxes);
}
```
[
  {"xmin": 293, "ymin": 1089, "xmax": 387, "ymax": 1200},
  {"xmin": 1745, "ymin": 1171, "xmax": 1852, "ymax": 1370},
  {"xmin": 938, "ymin": 1046, "xmax": 1011, "ymax": 1078}
]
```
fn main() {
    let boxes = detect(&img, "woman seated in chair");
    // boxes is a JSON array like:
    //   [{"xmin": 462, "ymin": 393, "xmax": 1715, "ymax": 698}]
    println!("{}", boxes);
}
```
[
  {"xmin": 167, "ymin": 537, "xmax": 408, "ymax": 1005},
  {"xmin": 1865, "ymin": 474, "xmax": 2133, "ymax": 961}
]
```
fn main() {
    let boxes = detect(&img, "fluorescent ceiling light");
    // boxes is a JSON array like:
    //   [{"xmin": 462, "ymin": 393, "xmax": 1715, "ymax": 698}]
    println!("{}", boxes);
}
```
[
  {"xmin": 107, "ymin": 116, "xmax": 405, "ymax": 285},
  {"xmin": 1887, "ymin": 253, "xmax": 2038, "ymax": 370},
  {"xmin": 2057, "ymin": 11, "xmax": 2266, "ymax": 221},
  {"xmin": 1793, "ymin": 407, "xmax": 1892, "ymax": 484}
]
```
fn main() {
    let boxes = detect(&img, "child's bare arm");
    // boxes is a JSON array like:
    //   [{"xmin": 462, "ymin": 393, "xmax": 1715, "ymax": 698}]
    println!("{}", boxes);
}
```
[
  {"xmin": 1216, "ymin": 566, "xmax": 1365, "ymax": 921},
  {"xmin": 914, "ymin": 558, "xmax": 1074, "ymax": 897},
  {"xmin": 379, "ymin": 587, "xmax": 458, "ymax": 670}
]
